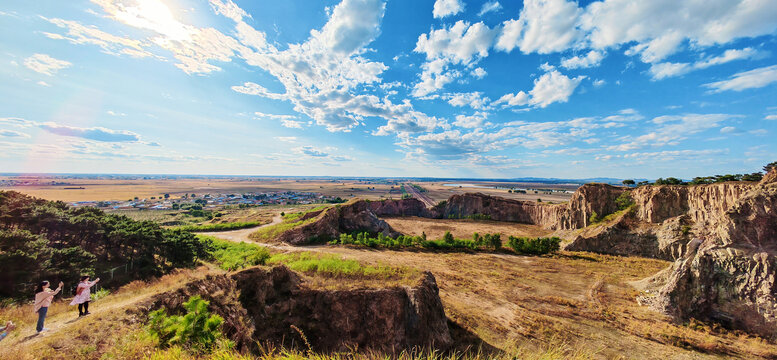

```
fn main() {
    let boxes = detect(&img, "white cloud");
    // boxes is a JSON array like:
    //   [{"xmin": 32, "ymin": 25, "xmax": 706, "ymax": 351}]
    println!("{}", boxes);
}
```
[
  {"xmin": 36, "ymin": 81, "xmax": 51, "ymax": 87},
  {"xmin": 106, "ymin": 110, "xmax": 126, "ymax": 116},
  {"xmin": 648, "ymin": 62, "xmax": 693, "ymax": 80},
  {"xmin": 581, "ymin": 0, "xmax": 777, "ymax": 63},
  {"xmin": 208, "ymin": 0, "xmax": 249, "ymax": 22},
  {"xmin": 231, "ymin": 82, "xmax": 286, "ymax": 99},
  {"xmin": 649, "ymin": 47, "xmax": 764, "ymax": 80},
  {"xmin": 703, "ymin": 65, "xmax": 777, "ymax": 93},
  {"xmin": 607, "ymin": 114, "xmax": 734, "ymax": 151},
  {"xmin": 444, "ymin": 92, "xmax": 491, "ymax": 110},
  {"xmin": 23, "ymin": 54, "xmax": 71, "ymax": 76},
  {"xmin": 528, "ymin": 70, "xmax": 585, "ymax": 108},
  {"xmin": 413, "ymin": 21, "xmax": 496, "ymax": 96},
  {"xmin": 293, "ymin": 145, "xmax": 328, "ymax": 157},
  {"xmin": 281, "ymin": 119, "xmax": 304, "ymax": 129},
  {"xmin": 433, "ymin": 0, "xmax": 464, "ymax": 19},
  {"xmin": 470, "ymin": 67, "xmax": 487, "ymax": 79},
  {"xmin": 454, "ymin": 112, "xmax": 489, "ymax": 128},
  {"xmin": 312, "ymin": 0, "xmax": 386, "ymax": 55},
  {"xmin": 720, "ymin": 126, "xmax": 737, "ymax": 134},
  {"xmin": 254, "ymin": 111, "xmax": 296, "ymax": 120},
  {"xmin": 495, "ymin": 0, "xmax": 581, "ymax": 54},
  {"xmin": 560, "ymin": 50, "xmax": 604, "ymax": 69},
  {"xmin": 275, "ymin": 136, "xmax": 297, "ymax": 142},
  {"xmin": 478, "ymin": 1, "xmax": 502, "ymax": 17},
  {"xmin": 765, "ymin": 115, "xmax": 777, "ymax": 121},
  {"xmin": 43, "ymin": 17, "xmax": 154, "ymax": 58},
  {"xmin": 38, "ymin": 122, "xmax": 141, "ymax": 142},
  {"xmin": 592, "ymin": 79, "xmax": 606, "ymax": 87},
  {"xmin": 493, "ymin": 91, "xmax": 529, "ymax": 107}
]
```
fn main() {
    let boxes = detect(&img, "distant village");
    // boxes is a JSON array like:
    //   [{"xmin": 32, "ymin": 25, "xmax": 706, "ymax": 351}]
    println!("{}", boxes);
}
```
[{"xmin": 68, "ymin": 191, "xmax": 344, "ymax": 210}]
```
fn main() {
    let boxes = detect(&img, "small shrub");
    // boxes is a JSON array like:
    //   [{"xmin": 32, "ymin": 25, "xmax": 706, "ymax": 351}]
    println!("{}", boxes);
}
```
[
  {"xmin": 91, "ymin": 288, "xmax": 110, "ymax": 301},
  {"xmin": 589, "ymin": 211, "xmax": 601, "ymax": 224},
  {"xmin": 443, "ymin": 231, "xmax": 454, "ymax": 244},
  {"xmin": 147, "ymin": 295, "xmax": 226, "ymax": 352},
  {"xmin": 615, "ymin": 191, "xmax": 634, "ymax": 210}
]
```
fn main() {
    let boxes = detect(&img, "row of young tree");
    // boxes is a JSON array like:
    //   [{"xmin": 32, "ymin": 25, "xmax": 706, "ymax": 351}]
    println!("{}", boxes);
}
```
[
  {"xmin": 621, "ymin": 161, "xmax": 776, "ymax": 186},
  {"xmin": 329, "ymin": 230, "xmax": 560, "ymax": 255},
  {"xmin": 0, "ymin": 191, "xmax": 211, "ymax": 299}
]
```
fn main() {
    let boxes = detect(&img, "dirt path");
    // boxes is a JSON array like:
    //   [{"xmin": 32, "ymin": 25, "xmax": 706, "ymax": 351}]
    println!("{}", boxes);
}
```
[
  {"xmin": 199, "ymin": 214, "xmax": 282, "ymax": 242},
  {"xmin": 404, "ymin": 182, "xmax": 436, "ymax": 207}
]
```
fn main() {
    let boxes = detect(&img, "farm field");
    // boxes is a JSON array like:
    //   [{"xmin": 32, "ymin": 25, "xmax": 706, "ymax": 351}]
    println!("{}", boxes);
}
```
[{"xmin": 1, "ymin": 177, "xmax": 575, "ymax": 203}]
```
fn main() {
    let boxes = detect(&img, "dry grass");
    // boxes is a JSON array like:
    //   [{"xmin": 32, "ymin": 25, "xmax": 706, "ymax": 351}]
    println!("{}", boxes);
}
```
[{"xmin": 384, "ymin": 216, "xmax": 552, "ymax": 240}]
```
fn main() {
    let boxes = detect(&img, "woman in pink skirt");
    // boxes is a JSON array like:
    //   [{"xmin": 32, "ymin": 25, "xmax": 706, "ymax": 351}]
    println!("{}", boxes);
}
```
[{"xmin": 70, "ymin": 276, "xmax": 100, "ymax": 317}]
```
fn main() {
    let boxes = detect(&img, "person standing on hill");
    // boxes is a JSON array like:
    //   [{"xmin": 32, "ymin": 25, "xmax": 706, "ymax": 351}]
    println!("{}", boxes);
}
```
[
  {"xmin": 34, "ymin": 280, "xmax": 63, "ymax": 333},
  {"xmin": 70, "ymin": 276, "xmax": 99, "ymax": 317}
]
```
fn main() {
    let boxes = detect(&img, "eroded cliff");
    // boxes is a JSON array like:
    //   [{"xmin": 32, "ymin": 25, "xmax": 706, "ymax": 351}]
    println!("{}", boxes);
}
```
[{"xmin": 138, "ymin": 265, "xmax": 453, "ymax": 353}]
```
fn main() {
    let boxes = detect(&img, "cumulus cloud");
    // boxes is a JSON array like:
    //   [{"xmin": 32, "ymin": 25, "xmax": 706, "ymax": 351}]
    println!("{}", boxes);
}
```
[
  {"xmin": 495, "ymin": 0, "xmax": 581, "ymax": 54},
  {"xmin": 413, "ymin": 21, "xmax": 496, "ymax": 96},
  {"xmin": 443, "ymin": 92, "xmax": 491, "ymax": 110},
  {"xmin": 494, "ymin": 70, "xmax": 584, "ymax": 108},
  {"xmin": 478, "ymin": 1, "xmax": 502, "ymax": 16},
  {"xmin": 560, "ymin": 50, "xmax": 604, "ymax": 69},
  {"xmin": 312, "ymin": 0, "xmax": 386, "ymax": 55},
  {"xmin": 454, "ymin": 112, "xmax": 489, "ymax": 128},
  {"xmin": 470, "ymin": 67, "xmax": 487, "ymax": 79},
  {"xmin": 765, "ymin": 115, "xmax": 777, "ymax": 121},
  {"xmin": 703, "ymin": 65, "xmax": 777, "ymax": 92},
  {"xmin": 23, "ymin": 54, "xmax": 71, "ymax": 76},
  {"xmin": 433, "ymin": 0, "xmax": 464, "ymax": 19}
]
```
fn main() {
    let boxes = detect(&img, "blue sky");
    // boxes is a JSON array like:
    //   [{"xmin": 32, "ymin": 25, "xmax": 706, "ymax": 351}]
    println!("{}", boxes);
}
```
[{"xmin": 1, "ymin": 0, "xmax": 776, "ymax": 179}]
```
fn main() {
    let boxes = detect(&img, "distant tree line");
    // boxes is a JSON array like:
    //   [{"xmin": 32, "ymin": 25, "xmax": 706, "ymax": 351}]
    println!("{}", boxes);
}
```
[
  {"xmin": 621, "ymin": 161, "xmax": 776, "ymax": 187},
  {"xmin": 0, "ymin": 191, "xmax": 211, "ymax": 299}
]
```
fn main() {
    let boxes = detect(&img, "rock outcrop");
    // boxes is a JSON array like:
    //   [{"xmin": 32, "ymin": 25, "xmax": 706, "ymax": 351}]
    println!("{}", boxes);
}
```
[
  {"xmin": 652, "ymin": 173, "xmax": 777, "ymax": 337},
  {"xmin": 140, "ymin": 266, "xmax": 453, "ymax": 353}
]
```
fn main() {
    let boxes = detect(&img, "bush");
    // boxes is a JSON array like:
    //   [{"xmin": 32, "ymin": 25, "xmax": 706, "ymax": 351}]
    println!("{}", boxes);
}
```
[
  {"xmin": 615, "ymin": 191, "xmax": 634, "ymax": 211},
  {"xmin": 148, "ymin": 295, "xmax": 226, "ymax": 352},
  {"xmin": 174, "ymin": 221, "xmax": 260, "ymax": 232},
  {"xmin": 589, "ymin": 211, "xmax": 601, "ymax": 224},
  {"xmin": 443, "ymin": 231, "xmax": 454, "ymax": 244},
  {"xmin": 508, "ymin": 236, "xmax": 561, "ymax": 255}
]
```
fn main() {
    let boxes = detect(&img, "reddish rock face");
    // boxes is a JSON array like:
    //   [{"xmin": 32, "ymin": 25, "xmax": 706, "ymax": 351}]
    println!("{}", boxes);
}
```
[{"xmin": 142, "ymin": 266, "xmax": 453, "ymax": 353}]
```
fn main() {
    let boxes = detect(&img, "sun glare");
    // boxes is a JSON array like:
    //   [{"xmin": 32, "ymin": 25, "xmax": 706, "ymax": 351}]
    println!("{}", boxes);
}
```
[{"xmin": 104, "ymin": 0, "xmax": 191, "ymax": 40}]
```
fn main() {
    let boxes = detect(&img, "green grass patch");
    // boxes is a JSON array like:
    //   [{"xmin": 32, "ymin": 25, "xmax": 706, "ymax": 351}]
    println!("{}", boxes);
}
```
[
  {"xmin": 172, "ymin": 221, "xmax": 261, "ymax": 232},
  {"xmin": 281, "ymin": 205, "xmax": 330, "ymax": 222},
  {"xmin": 267, "ymin": 252, "xmax": 412, "ymax": 280},
  {"xmin": 198, "ymin": 235, "xmax": 270, "ymax": 271}
]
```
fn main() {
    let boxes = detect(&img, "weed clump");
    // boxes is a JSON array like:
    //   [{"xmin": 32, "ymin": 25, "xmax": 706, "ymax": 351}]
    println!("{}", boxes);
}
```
[{"xmin": 148, "ymin": 295, "xmax": 227, "ymax": 353}]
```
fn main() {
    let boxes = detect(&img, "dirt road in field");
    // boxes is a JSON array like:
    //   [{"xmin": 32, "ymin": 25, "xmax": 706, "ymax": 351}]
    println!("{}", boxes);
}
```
[
  {"xmin": 404, "ymin": 182, "xmax": 436, "ymax": 207},
  {"xmin": 199, "ymin": 214, "xmax": 283, "ymax": 241}
]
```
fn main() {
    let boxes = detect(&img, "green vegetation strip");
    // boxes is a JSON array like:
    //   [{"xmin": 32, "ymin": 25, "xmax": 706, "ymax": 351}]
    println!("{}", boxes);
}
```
[
  {"xmin": 330, "ymin": 231, "xmax": 561, "ymax": 255},
  {"xmin": 173, "ymin": 221, "xmax": 261, "ymax": 232},
  {"xmin": 199, "ymin": 235, "xmax": 413, "ymax": 279}
]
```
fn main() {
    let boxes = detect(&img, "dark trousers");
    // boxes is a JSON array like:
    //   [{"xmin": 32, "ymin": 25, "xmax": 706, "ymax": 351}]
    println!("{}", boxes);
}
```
[
  {"xmin": 78, "ymin": 301, "xmax": 89, "ymax": 315},
  {"xmin": 36, "ymin": 307, "xmax": 48, "ymax": 332}
]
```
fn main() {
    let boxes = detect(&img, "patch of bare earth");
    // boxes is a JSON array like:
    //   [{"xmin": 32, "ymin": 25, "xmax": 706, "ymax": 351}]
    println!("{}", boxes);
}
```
[{"xmin": 298, "ymin": 245, "xmax": 777, "ymax": 359}]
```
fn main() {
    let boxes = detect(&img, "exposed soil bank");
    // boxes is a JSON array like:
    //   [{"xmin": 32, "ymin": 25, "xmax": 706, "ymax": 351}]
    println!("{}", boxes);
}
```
[{"xmin": 138, "ymin": 266, "xmax": 454, "ymax": 353}]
